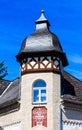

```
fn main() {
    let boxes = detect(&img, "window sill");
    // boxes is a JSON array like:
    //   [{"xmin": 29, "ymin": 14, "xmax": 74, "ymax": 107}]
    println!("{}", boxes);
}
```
[{"xmin": 32, "ymin": 102, "xmax": 47, "ymax": 105}]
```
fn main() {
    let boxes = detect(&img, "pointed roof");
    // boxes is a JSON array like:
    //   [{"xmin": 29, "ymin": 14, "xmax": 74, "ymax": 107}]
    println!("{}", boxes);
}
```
[
  {"xmin": 36, "ymin": 10, "xmax": 47, "ymax": 21},
  {"xmin": 16, "ymin": 10, "xmax": 68, "ymax": 67},
  {"xmin": 35, "ymin": 10, "xmax": 50, "ymax": 26}
]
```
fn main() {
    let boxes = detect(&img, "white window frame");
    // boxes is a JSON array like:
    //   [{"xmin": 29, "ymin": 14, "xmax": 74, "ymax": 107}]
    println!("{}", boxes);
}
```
[{"xmin": 32, "ymin": 80, "xmax": 46, "ymax": 104}]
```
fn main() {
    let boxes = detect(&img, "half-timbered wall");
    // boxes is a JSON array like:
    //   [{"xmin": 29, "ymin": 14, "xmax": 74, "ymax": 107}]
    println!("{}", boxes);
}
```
[{"xmin": 21, "ymin": 56, "xmax": 60, "ymax": 74}]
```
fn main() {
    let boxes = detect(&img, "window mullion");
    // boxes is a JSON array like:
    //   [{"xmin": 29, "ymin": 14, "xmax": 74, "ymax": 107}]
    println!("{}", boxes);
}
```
[
  {"xmin": 33, "ymin": 80, "xmax": 46, "ymax": 103},
  {"xmin": 39, "ymin": 89, "xmax": 41, "ymax": 103}
]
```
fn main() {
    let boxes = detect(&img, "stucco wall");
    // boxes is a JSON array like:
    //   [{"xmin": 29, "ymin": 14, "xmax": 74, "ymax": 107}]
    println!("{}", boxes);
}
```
[
  {"xmin": 21, "ymin": 72, "xmax": 61, "ymax": 130},
  {"xmin": 63, "ymin": 121, "xmax": 82, "ymax": 130},
  {"xmin": 0, "ymin": 72, "xmax": 61, "ymax": 130}
]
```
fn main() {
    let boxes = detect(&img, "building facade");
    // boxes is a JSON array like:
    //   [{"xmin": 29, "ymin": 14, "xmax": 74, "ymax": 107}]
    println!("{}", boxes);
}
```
[{"xmin": 0, "ymin": 11, "xmax": 82, "ymax": 130}]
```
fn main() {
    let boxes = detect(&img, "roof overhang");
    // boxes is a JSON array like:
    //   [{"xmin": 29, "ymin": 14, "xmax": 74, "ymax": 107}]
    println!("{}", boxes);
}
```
[
  {"xmin": 16, "ymin": 50, "xmax": 68, "ymax": 67},
  {"xmin": 61, "ymin": 95, "xmax": 82, "ymax": 109}
]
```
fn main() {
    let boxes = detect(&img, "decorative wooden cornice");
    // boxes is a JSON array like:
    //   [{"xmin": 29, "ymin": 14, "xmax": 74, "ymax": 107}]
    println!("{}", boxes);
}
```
[
  {"xmin": 21, "ymin": 56, "xmax": 60, "ymax": 75},
  {"xmin": 63, "ymin": 120, "xmax": 82, "ymax": 126}
]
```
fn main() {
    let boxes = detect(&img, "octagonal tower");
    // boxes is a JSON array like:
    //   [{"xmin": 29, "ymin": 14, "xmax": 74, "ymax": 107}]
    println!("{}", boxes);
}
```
[{"xmin": 16, "ymin": 10, "xmax": 68, "ymax": 130}]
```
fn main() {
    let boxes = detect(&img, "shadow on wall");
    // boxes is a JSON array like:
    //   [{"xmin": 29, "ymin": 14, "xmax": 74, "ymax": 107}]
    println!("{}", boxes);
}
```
[
  {"xmin": 62, "ymin": 108, "xmax": 82, "ymax": 121},
  {"xmin": 0, "ymin": 127, "xmax": 4, "ymax": 130},
  {"xmin": 62, "ymin": 78, "xmax": 76, "ymax": 96}
]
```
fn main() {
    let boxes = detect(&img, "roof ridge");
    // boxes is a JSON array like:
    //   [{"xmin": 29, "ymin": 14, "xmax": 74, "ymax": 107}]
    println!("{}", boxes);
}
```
[
  {"xmin": 0, "ymin": 82, "xmax": 12, "ymax": 98},
  {"xmin": 64, "ymin": 70, "xmax": 82, "ymax": 82}
]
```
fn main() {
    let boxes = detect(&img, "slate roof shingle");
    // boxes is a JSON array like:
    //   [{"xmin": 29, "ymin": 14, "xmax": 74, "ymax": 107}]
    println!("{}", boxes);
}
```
[
  {"xmin": 0, "ymin": 78, "xmax": 21, "ymax": 108},
  {"xmin": 0, "ymin": 79, "xmax": 10, "ymax": 96},
  {"xmin": 62, "ymin": 71, "xmax": 82, "ymax": 103}
]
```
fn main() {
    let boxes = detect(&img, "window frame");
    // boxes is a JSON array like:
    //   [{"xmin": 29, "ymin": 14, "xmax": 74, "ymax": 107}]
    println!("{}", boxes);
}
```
[{"xmin": 32, "ymin": 79, "xmax": 47, "ymax": 104}]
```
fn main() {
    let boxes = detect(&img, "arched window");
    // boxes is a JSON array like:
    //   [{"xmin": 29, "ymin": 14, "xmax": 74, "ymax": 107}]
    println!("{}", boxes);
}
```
[{"xmin": 33, "ymin": 79, "xmax": 46, "ymax": 103}]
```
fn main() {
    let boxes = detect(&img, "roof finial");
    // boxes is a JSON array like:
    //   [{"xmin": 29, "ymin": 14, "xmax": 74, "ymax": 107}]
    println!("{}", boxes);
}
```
[
  {"xmin": 41, "ymin": 10, "xmax": 44, "ymax": 14},
  {"xmin": 36, "ymin": 10, "xmax": 47, "ymax": 23}
]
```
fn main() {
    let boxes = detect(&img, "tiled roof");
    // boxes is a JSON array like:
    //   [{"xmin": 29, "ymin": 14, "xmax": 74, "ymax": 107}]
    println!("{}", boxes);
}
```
[
  {"xmin": 0, "ymin": 79, "xmax": 10, "ymax": 95},
  {"xmin": 16, "ymin": 11, "xmax": 68, "ymax": 67},
  {"xmin": 18, "ymin": 29, "xmax": 63, "ymax": 54},
  {"xmin": 0, "ymin": 78, "xmax": 21, "ymax": 108},
  {"xmin": 18, "ymin": 11, "xmax": 63, "ymax": 54},
  {"xmin": 62, "ymin": 71, "xmax": 82, "ymax": 103}
]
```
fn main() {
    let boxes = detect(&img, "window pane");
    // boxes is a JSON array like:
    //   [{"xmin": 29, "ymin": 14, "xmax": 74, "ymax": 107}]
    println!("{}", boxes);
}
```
[
  {"xmin": 41, "ymin": 90, "xmax": 46, "ymax": 102},
  {"xmin": 33, "ymin": 80, "xmax": 46, "ymax": 87},
  {"xmin": 33, "ymin": 90, "xmax": 39, "ymax": 102},
  {"xmin": 33, "ymin": 79, "xmax": 47, "ymax": 103}
]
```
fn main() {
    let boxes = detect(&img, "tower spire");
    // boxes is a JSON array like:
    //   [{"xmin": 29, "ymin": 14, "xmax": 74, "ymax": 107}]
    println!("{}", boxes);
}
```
[
  {"xmin": 36, "ymin": 10, "xmax": 47, "ymax": 22},
  {"xmin": 35, "ymin": 10, "xmax": 50, "ymax": 30}
]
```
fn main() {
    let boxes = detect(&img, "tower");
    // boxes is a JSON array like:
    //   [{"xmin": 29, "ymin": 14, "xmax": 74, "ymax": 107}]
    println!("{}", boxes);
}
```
[{"xmin": 16, "ymin": 10, "xmax": 68, "ymax": 130}]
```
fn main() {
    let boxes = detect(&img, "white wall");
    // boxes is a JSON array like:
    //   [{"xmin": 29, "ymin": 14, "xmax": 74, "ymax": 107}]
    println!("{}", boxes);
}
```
[
  {"xmin": 4, "ymin": 123, "xmax": 21, "ymax": 130},
  {"xmin": 63, "ymin": 122, "xmax": 82, "ymax": 130}
]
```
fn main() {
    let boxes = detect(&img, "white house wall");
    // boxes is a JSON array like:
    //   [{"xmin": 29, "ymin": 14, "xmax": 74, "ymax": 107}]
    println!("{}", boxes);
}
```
[
  {"xmin": 4, "ymin": 123, "xmax": 21, "ymax": 130},
  {"xmin": 62, "ymin": 107, "xmax": 82, "ymax": 130},
  {"xmin": 63, "ymin": 122, "xmax": 82, "ymax": 130}
]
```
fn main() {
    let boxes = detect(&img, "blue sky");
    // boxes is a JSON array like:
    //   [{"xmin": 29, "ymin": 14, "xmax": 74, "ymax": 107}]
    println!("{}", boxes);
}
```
[{"xmin": 0, "ymin": 0, "xmax": 82, "ymax": 81}]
